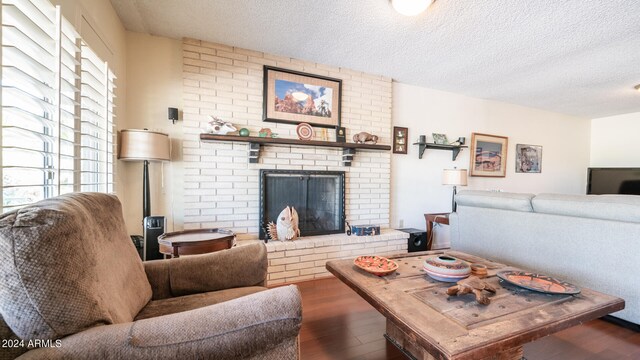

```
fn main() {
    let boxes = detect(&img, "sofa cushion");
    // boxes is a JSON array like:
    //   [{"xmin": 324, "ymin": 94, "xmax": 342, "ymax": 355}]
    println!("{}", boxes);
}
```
[
  {"xmin": 0, "ymin": 193, "xmax": 152, "ymax": 341},
  {"xmin": 455, "ymin": 190, "xmax": 535, "ymax": 212},
  {"xmin": 135, "ymin": 286, "xmax": 267, "ymax": 320},
  {"xmin": 533, "ymin": 193, "xmax": 640, "ymax": 223}
]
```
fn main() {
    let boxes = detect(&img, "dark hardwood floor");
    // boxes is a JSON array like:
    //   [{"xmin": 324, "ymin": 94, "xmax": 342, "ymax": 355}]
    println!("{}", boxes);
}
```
[{"xmin": 296, "ymin": 277, "xmax": 640, "ymax": 360}]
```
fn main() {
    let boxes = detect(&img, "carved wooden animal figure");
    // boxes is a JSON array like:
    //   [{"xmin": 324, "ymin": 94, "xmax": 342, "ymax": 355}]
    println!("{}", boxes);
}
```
[
  {"xmin": 446, "ymin": 276, "xmax": 497, "ymax": 305},
  {"xmin": 353, "ymin": 132, "xmax": 379, "ymax": 144},
  {"xmin": 206, "ymin": 115, "xmax": 237, "ymax": 135},
  {"xmin": 267, "ymin": 206, "xmax": 301, "ymax": 241}
]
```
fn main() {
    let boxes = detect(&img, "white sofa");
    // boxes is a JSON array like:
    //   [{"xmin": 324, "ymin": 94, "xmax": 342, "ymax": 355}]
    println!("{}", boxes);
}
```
[{"xmin": 450, "ymin": 190, "xmax": 640, "ymax": 325}]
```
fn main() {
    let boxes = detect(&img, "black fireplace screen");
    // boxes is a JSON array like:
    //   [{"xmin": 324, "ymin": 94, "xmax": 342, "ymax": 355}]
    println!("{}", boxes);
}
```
[{"xmin": 259, "ymin": 170, "xmax": 345, "ymax": 240}]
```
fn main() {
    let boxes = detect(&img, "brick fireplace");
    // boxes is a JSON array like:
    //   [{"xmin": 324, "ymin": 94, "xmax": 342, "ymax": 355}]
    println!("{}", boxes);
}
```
[{"xmin": 180, "ymin": 38, "xmax": 406, "ymax": 285}]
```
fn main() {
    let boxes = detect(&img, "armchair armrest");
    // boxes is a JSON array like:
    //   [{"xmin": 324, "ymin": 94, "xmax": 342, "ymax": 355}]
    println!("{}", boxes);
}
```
[
  {"xmin": 144, "ymin": 242, "xmax": 267, "ymax": 299},
  {"xmin": 18, "ymin": 285, "xmax": 302, "ymax": 360}
]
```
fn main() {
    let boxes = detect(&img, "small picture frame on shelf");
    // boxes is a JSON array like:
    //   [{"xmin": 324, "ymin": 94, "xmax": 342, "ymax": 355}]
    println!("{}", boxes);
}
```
[
  {"xmin": 393, "ymin": 126, "xmax": 408, "ymax": 154},
  {"xmin": 336, "ymin": 126, "xmax": 346, "ymax": 143},
  {"xmin": 432, "ymin": 133, "xmax": 448, "ymax": 145}
]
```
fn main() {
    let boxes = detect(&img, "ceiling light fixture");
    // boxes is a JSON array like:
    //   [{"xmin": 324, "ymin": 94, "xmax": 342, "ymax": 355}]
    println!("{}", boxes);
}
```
[
  {"xmin": 391, "ymin": 0, "xmax": 434, "ymax": 16},
  {"xmin": 635, "ymin": 84, "xmax": 640, "ymax": 91}
]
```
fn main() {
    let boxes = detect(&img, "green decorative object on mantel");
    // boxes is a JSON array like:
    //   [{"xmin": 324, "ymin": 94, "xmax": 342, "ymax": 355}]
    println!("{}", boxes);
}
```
[
  {"xmin": 258, "ymin": 128, "xmax": 272, "ymax": 138},
  {"xmin": 239, "ymin": 128, "xmax": 250, "ymax": 137},
  {"xmin": 258, "ymin": 128, "xmax": 278, "ymax": 138}
]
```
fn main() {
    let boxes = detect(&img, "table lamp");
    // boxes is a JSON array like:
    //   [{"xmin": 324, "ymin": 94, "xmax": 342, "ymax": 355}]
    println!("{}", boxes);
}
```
[
  {"xmin": 442, "ymin": 168, "xmax": 468, "ymax": 212},
  {"xmin": 118, "ymin": 129, "xmax": 170, "ymax": 219}
]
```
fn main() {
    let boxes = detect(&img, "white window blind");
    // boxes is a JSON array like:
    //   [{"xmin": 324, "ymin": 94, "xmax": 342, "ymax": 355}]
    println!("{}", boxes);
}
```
[
  {"xmin": 2, "ymin": 0, "xmax": 58, "ymax": 212},
  {"xmin": 80, "ymin": 44, "xmax": 115, "ymax": 193},
  {"xmin": 106, "ymin": 68, "xmax": 115, "ymax": 193},
  {"xmin": 1, "ymin": 0, "xmax": 114, "ymax": 212},
  {"xmin": 59, "ymin": 15, "xmax": 81, "ymax": 196}
]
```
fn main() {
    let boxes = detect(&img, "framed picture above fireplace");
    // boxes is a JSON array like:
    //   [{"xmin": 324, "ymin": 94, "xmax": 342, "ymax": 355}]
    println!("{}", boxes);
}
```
[{"xmin": 263, "ymin": 66, "xmax": 342, "ymax": 128}]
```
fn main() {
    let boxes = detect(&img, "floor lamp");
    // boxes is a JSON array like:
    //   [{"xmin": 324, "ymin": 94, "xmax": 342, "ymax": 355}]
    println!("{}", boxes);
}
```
[
  {"xmin": 118, "ymin": 129, "xmax": 171, "ymax": 220},
  {"xmin": 442, "ymin": 168, "xmax": 468, "ymax": 212}
]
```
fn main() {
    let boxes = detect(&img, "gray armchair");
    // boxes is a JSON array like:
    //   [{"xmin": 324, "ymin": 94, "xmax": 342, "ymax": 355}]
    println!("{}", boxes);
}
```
[{"xmin": 0, "ymin": 193, "xmax": 301, "ymax": 360}]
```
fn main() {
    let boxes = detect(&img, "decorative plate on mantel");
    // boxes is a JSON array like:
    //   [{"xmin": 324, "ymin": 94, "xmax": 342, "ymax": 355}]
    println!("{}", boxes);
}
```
[
  {"xmin": 296, "ymin": 122, "xmax": 314, "ymax": 140},
  {"xmin": 497, "ymin": 271, "xmax": 581, "ymax": 295}
]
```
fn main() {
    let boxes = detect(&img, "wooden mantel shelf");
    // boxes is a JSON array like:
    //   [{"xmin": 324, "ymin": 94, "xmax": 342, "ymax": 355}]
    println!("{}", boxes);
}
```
[
  {"xmin": 200, "ymin": 134, "xmax": 391, "ymax": 150},
  {"xmin": 200, "ymin": 133, "xmax": 391, "ymax": 166}
]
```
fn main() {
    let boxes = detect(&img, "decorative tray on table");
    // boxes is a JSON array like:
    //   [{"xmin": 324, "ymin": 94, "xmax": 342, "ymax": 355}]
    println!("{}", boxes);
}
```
[
  {"xmin": 354, "ymin": 255, "xmax": 398, "ymax": 276},
  {"xmin": 497, "ymin": 271, "xmax": 581, "ymax": 295}
]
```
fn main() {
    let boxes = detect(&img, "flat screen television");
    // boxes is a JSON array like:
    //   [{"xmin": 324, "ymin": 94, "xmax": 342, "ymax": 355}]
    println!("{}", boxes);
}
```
[{"xmin": 587, "ymin": 168, "xmax": 640, "ymax": 195}]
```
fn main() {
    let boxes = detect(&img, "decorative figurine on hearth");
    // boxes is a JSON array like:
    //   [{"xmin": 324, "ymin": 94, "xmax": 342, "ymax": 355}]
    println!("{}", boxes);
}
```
[
  {"xmin": 206, "ymin": 115, "xmax": 237, "ymax": 135},
  {"xmin": 266, "ymin": 206, "xmax": 301, "ymax": 241},
  {"xmin": 353, "ymin": 132, "xmax": 379, "ymax": 144}
]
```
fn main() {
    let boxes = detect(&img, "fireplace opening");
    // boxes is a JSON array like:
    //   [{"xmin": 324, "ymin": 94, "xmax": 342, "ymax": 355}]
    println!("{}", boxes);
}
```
[{"xmin": 259, "ymin": 170, "xmax": 345, "ymax": 240}]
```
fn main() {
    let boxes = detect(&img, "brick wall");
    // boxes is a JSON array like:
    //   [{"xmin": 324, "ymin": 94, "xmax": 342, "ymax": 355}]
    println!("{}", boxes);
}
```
[
  {"xmin": 265, "ymin": 230, "xmax": 408, "ymax": 285},
  {"xmin": 180, "ymin": 38, "xmax": 393, "ymax": 237}
]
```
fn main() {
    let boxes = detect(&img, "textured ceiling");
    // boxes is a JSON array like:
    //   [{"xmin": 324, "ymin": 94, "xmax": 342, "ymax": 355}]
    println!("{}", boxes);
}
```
[{"xmin": 110, "ymin": 0, "xmax": 640, "ymax": 118}]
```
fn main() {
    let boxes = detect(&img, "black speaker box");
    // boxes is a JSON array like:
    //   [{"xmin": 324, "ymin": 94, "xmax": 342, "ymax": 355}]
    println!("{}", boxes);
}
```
[
  {"xmin": 143, "ymin": 216, "xmax": 165, "ymax": 261},
  {"xmin": 397, "ymin": 228, "xmax": 427, "ymax": 253}
]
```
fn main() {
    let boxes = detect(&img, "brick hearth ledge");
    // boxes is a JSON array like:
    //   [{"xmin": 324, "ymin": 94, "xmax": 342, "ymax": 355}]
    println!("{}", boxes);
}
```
[{"xmin": 238, "ymin": 229, "xmax": 409, "ymax": 286}]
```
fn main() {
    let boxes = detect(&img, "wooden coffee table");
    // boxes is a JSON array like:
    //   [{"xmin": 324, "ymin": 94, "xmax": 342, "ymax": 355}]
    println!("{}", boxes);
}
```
[{"xmin": 326, "ymin": 250, "xmax": 624, "ymax": 360}]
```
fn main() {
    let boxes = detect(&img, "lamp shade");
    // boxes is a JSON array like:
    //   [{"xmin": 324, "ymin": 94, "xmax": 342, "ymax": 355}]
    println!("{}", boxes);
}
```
[
  {"xmin": 442, "ymin": 169, "xmax": 468, "ymax": 186},
  {"xmin": 118, "ymin": 129, "xmax": 170, "ymax": 161},
  {"xmin": 391, "ymin": 0, "xmax": 434, "ymax": 16}
]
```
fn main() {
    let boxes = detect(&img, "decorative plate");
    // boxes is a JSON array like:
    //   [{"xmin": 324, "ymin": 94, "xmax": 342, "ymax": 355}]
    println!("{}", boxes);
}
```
[
  {"xmin": 497, "ymin": 271, "xmax": 580, "ymax": 295},
  {"xmin": 296, "ymin": 122, "xmax": 314, "ymax": 140},
  {"xmin": 354, "ymin": 255, "xmax": 398, "ymax": 276}
]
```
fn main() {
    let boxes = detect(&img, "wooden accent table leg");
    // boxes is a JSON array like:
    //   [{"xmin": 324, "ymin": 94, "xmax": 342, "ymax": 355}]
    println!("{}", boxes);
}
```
[
  {"xmin": 425, "ymin": 214, "xmax": 436, "ymax": 251},
  {"xmin": 424, "ymin": 213, "xmax": 450, "ymax": 251},
  {"xmin": 426, "ymin": 219, "xmax": 434, "ymax": 251},
  {"xmin": 385, "ymin": 320, "xmax": 523, "ymax": 360},
  {"xmin": 386, "ymin": 320, "xmax": 436, "ymax": 360}
]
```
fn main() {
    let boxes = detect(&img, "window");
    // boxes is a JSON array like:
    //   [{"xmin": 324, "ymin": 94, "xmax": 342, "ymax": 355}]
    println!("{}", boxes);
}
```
[
  {"xmin": 80, "ymin": 44, "xmax": 115, "ymax": 193},
  {"xmin": 1, "ymin": 0, "xmax": 116, "ymax": 212}
]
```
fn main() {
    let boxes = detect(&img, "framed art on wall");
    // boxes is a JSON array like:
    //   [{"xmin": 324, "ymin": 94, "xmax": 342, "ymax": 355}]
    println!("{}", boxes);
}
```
[
  {"xmin": 516, "ymin": 144, "xmax": 542, "ymax": 173},
  {"xmin": 393, "ymin": 126, "xmax": 408, "ymax": 154},
  {"xmin": 263, "ymin": 66, "xmax": 342, "ymax": 128},
  {"xmin": 469, "ymin": 133, "xmax": 508, "ymax": 177}
]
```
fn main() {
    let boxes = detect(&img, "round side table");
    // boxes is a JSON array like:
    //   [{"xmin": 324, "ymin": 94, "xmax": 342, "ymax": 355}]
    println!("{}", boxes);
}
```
[{"xmin": 158, "ymin": 228, "xmax": 235, "ymax": 258}]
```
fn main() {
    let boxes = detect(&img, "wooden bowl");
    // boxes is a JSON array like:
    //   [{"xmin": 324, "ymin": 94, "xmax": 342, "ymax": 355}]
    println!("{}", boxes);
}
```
[
  {"xmin": 471, "ymin": 263, "xmax": 488, "ymax": 277},
  {"xmin": 354, "ymin": 255, "xmax": 399, "ymax": 276}
]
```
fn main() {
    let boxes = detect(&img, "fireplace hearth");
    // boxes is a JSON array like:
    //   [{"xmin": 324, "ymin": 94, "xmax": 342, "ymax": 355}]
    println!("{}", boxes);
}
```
[{"xmin": 259, "ymin": 170, "xmax": 345, "ymax": 240}]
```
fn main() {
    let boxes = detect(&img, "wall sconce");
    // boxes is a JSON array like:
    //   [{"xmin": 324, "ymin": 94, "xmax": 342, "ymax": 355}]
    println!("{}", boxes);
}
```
[{"xmin": 168, "ymin": 107, "xmax": 179, "ymax": 124}]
